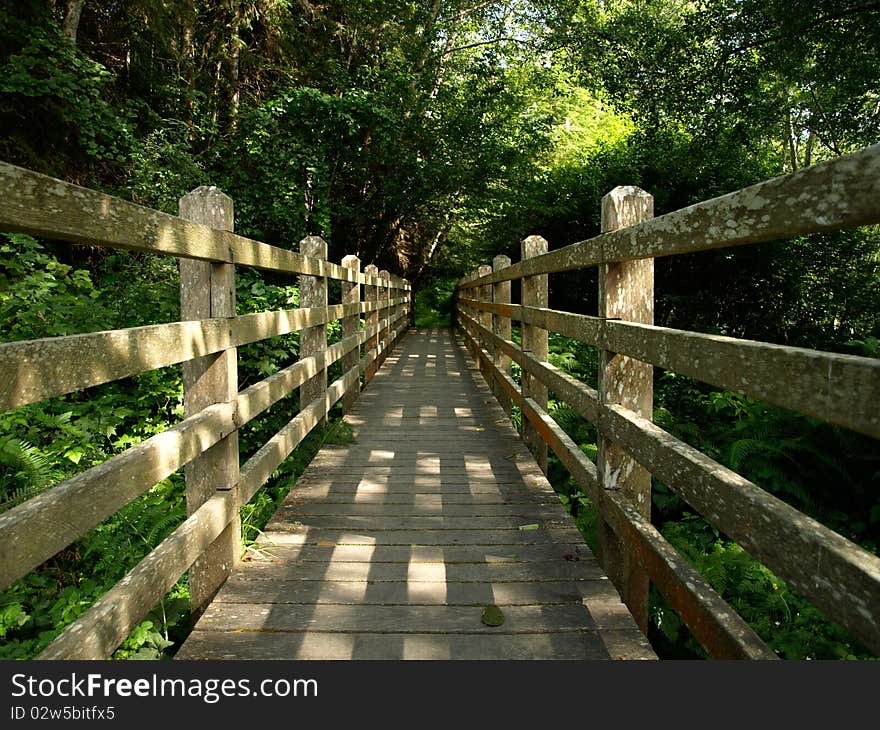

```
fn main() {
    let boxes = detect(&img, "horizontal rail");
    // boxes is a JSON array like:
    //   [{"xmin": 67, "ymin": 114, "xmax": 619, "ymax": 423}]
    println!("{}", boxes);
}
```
[
  {"xmin": 460, "ymin": 298, "xmax": 880, "ymax": 439},
  {"xmin": 239, "ymin": 366, "xmax": 360, "ymax": 503},
  {"xmin": 600, "ymin": 403, "xmax": 880, "ymax": 655},
  {"xmin": 0, "ymin": 403, "xmax": 236, "ymax": 590},
  {"xmin": 459, "ymin": 309, "xmax": 880, "ymax": 654},
  {"xmin": 456, "ymin": 317, "xmax": 776, "ymax": 658},
  {"xmin": 31, "ymin": 311, "xmax": 409, "ymax": 659},
  {"xmin": 459, "ymin": 144, "xmax": 880, "ymax": 288},
  {"xmin": 0, "ymin": 311, "xmax": 408, "ymax": 591},
  {"xmin": 0, "ymin": 161, "xmax": 409, "ymax": 289},
  {"xmin": 0, "ymin": 298, "xmax": 407, "ymax": 412},
  {"xmin": 38, "ymin": 360, "xmax": 369, "ymax": 660},
  {"xmin": 37, "ymin": 490, "xmax": 236, "ymax": 660}
]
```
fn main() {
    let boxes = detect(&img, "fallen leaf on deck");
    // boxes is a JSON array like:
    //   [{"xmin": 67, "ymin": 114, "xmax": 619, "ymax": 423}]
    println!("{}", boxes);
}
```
[{"xmin": 481, "ymin": 605, "xmax": 505, "ymax": 627}]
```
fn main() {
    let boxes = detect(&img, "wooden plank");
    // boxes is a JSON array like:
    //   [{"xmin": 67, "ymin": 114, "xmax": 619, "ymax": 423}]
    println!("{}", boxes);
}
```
[
  {"xmin": 0, "ymin": 161, "xmax": 406, "ymax": 284},
  {"xmin": 212, "ymin": 578, "xmax": 618, "ymax": 606},
  {"xmin": 601, "ymin": 319, "xmax": 880, "ymax": 439},
  {"xmin": 193, "ymin": 603, "xmax": 608, "ymax": 633},
  {"xmin": 38, "ymin": 491, "xmax": 237, "ymax": 660},
  {"xmin": 266, "ymin": 514, "xmax": 577, "ymax": 530},
  {"xmin": 601, "ymin": 401, "xmax": 880, "ymax": 654},
  {"xmin": 176, "ymin": 629, "xmax": 641, "ymax": 660},
  {"xmin": 0, "ymin": 402, "xmax": 235, "ymax": 590},
  {"xmin": 243, "ymin": 543, "xmax": 597, "ymax": 564},
  {"xmin": 0, "ymin": 319, "xmax": 227, "ymax": 412},
  {"xmin": 256, "ymin": 528, "xmax": 585, "ymax": 546},
  {"xmin": 179, "ymin": 185, "xmax": 240, "ymax": 618},
  {"xmin": 230, "ymin": 559, "xmax": 604, "ymax": 582},
  {"xmin": 458, "ymin": 143, "xmax": 880, "ymax": 287}
]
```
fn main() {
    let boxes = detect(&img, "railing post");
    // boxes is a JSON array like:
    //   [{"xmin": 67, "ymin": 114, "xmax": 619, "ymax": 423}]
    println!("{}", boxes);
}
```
[
  {"xmin": 521, "ymin": 235, "xmax": 549, "ymax": 473},
  {"xmin": 341, "ymin": 254, "xmax": 361, "ymax": 413},
  {"xmin": 492, "ymin": 255, "xmax": 512, "ymax": 416},
  {"xmin": 477, "ymin": 264, "xmax": 493, "ymax": 381},
  {"xmin": 299, "ymin": 236, "xmax": 328, "ymax": 427},
  {"xmin": 597, "ymin": 185, "xmax": 654, "ymax": 633},
  {"xmin": 178, "ymin": 186, "xmax": 240, "ymax": 620},
  {"xmin": 378, "ymin": 269, "xmax": 391, "ymax": 366},
  {"xmin": 364, "ymin": 264, "xmax": 379, "ymax": 384},
  {"xmin": 403, "ymin": 279, "xmax": 413, "ymax": 328}
]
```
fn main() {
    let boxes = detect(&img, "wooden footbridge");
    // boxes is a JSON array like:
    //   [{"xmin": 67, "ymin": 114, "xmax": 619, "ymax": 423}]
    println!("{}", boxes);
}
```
[{"xmin": 0, "ymin": 145, "xmax": 878, "ymax": 660}]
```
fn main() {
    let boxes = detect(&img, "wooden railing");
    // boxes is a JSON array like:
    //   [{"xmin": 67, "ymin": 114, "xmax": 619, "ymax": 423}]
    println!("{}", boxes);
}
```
[
  {"xmin": 0, "ymin": 162, "xmax": 411, "ymax": 659},
  {"xmin": 454, "ymin": 143, "xmax": 880, "ymax": 659}
]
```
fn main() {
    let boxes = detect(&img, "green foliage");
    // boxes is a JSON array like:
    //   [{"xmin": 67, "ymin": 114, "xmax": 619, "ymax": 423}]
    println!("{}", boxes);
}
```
[
  {"xmin": 415, "ymin": 278, "xmax": 456, "ymax": 327},
  {"xmin": 0, "ymin": 234, "xmax": 111, "ymax": 339},
  {"xmin": 654, "ymin": 516, "xmax": 872, "ymax": 659},
  {"xmin": 0, "ymin": 7, "xmax": 130, "ymax": 173}
]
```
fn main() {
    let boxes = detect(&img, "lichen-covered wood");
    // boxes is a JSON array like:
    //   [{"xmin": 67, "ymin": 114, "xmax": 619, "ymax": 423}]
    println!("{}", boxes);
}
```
[
  {"xmin": 179, "ymin": 186, "xmax": 240, "ymax": 618},
  {"xmin": 597, "ymin": 185, "xmax": 654, "ymax": 632},
  {"xmin": 458, "ymin": 318, "xmax": 775, "ymax": 659},
  {"xmin": 0, "ymin": 402, "xmax": 235, "ymax": 590},
  {"xmin": 458, "ymin": 298, "xmax": 880, "ymax": 440},
  {"xmin": 341, "ymin": 255, "xmax": 362, "ymax": 413},
  {"xmin": 521, "ymin": 236, "xmax": 549, "ymax": 473},
  {"xmin": 299, "ymin": 236, "xmax": 329, "ymax": 427},
  {"xmin": 0, "ymin": 161, "xmax": 413, "ymax": 286}
]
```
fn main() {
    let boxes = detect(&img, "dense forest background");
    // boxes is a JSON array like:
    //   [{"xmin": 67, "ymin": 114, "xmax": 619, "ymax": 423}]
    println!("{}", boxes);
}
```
[{"xmin": 0, "ymin": 0, "xmax": 878, "ymax": 659}]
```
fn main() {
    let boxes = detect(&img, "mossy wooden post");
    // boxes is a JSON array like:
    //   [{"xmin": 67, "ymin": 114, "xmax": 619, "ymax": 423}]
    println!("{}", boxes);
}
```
[
  {"xmin": 521, "ymin": 236, "xmax": 549, "ymax": 473},
  {"xmin": 178, "ymin": 186, "xmax": 240, "ymax": 620},
  {"xmin": 597, "ymin": 185, "xmax": 654, "ymax": 633},
  {"xmin": 477, "ymin": 264, "xmax": 493, "ymax": 382},
  {"xmin": 364, "ymin": 264, "xmax": 379, "ymax": 384},
  {"xmin": 493, "ymin": 255, "xmax": 512, "ymax": 416},
  {"xmin": 378, "ymin": 269, "xmax": 391, "ymax": 366},
  {"xmin": 341, "ymin": 254, "xmax": 360, "ymax": 412},
  {"xmin": 300, "ymin": 236, "xmax": 328, "ymax": 426}
]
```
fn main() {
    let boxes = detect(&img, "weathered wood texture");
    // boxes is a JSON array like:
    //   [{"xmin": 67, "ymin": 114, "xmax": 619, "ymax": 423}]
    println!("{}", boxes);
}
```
[
  {"xmin": 597, "ymin": 186, "xmax": 654, "ymax": 632},
  {"xmin": 521, "ymin": 236, "xmax": 549, "ymax": 473},
  {"xmin": 0, "ymin": 297, "xmax": 405, "ymax": 414},
  {"xmin": 458, "ymin": 308, "xmax": 880, "ymax": 655},
  {"xmin": 299, "ymin": 237, "xmax": 329, "ymax": 428},
  {"xmin": 456, "ymin": 311, "xmax": 776, "ymax": 659},
  {"xmin": 341, "ymin": 255, "xmax": 361, "ymax": 413},
  {"xmin": 492, "ymin": 255, "xmax": 513, "ymax": 416},
  {"xmin": 457, "ymin": 143, "xmax": 880, "ymax": 288},
  {"xmin": 179, "ymin": 186, "xmax": 240, "ymax": 619},
  {"xmin": 364, "ymin": 264, "xmax": 380, "ymax": 384},
  {"xmin": 177, "ymin": 329, "xmax": 653, "ymax": 660},
  {"xmin": 456, "ymin": 298, "xmax": 880, "ymax": 440}
]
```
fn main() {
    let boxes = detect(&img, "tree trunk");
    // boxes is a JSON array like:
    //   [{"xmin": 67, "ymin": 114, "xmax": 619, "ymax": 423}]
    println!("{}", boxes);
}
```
[{"xmin": 62, "ymin": 0, "xmax": 86, "ymax": 45}]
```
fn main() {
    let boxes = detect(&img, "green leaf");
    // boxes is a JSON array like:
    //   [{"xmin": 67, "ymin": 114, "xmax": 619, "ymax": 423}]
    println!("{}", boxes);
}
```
[{"xmin": 481, "ymin": 605, "xmax": 505, "ymax": 627}]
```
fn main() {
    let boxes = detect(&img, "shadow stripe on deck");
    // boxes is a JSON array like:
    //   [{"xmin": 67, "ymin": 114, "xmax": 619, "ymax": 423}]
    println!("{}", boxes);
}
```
[{"xmin": 177, "ymin": 328, "xmax": 655, "ymax": 660}]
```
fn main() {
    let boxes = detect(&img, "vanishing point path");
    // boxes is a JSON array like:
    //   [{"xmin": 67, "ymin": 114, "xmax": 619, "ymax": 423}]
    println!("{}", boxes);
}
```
[{"xmin": 178, "ymin": 328, "xmax": 655, "ymax": 660}]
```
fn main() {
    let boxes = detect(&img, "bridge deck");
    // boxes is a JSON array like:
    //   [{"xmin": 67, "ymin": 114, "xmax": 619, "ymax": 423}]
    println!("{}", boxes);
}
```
[{"xmin": 177, "ymin": 328, "xmax": 655, "ymax": 659}]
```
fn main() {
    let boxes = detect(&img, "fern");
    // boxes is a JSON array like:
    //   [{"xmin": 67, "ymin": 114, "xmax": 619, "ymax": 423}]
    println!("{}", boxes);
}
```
[{"xmin": 0, "ymin": 437, "xmax": 60, "ymax": 512}]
